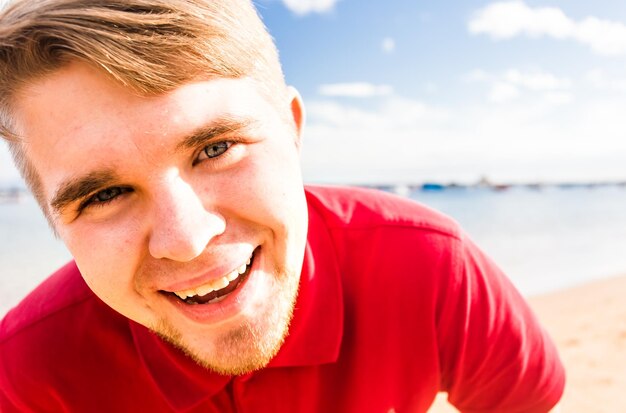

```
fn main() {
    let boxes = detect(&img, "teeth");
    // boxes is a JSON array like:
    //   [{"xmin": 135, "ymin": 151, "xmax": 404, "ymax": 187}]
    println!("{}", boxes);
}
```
[
  {"xmin": 195, "ymin": 283, "xmax": 216, "ymax": 297},
  {"xmin": 213, "ymin": 277, "xmax": 229, "ymax": 290},
  {"xmin": 172, "ymin": 253, "xmax": 253, "ymax": 300},
  {"xmin": 178, "ymin": 288, "xmax": 195, "ymax": 299},
  {"xmin": 226, "ymin": 269, "xmax": 239, "ymax": 282},
  {"xmin": 207, "ymin": 294, "xmax": 229, "ymax": 305}
]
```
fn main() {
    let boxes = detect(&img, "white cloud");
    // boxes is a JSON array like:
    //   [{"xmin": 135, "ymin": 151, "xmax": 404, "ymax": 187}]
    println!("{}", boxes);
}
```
[
  {"xmin": 576, "ymin": 17, "xmax": 626, "ymax": 56},
  {"xmin": 281, "ymin": 0, "xmax": 339, "ymax": 16},
  {"xmin": 542, "ymin": 91, "xmax": 573, "ymax": 105},
  {"xmin": 586, "ymin": 69, "xmax": 626, "ymax": 92},
  {"xmin": 469, "ymin": 1, "xmax": 626, "ymax": 56},
  {"xmin": 307, "ymin": 96, "xmax": 449, "ymax": 128},
  {"xmin": 503, "ymin": 69, "xmax": 571, "ymax": 91},
  {"xmin": 301, "ymin": 97, "xmax": 457, "ymax": 183},
  {"xmin": 382, "ymin": 97, "xmax": 450, "ymax": 124},
  {"xmin": 301, "ymin": 91, "xmax": 626, "ymax": 184},
  {"xmin": 306, "ymin": 101, "xmax": 370, "ymax": 127},
  {"xmin": 489, "ymin": 81, "xmax": 520, "ymax": 103},
  {"xmin": 469, "ymin": 1, "xmax": 573, "ymax": 39},
  {"xmin": 318, "ymin": 82, "xmax": 393, "ymax": 98},
  {"xmin": 381, "ymin": 37, "xmax": 396, "ymax": 53},
  {"xmin": 465, "ymin": 68, "xmax": 571, "ymax": 103}
]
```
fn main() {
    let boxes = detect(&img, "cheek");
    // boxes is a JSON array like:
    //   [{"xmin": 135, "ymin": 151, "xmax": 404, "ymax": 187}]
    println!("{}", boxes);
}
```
[
  {"xmin": 61, "ymin": 220, "xmax": 144, "ymax": 301},
  {"xmin": 238, "ymin": 145, "xmax": 308, "ymax": 265},
  {"xmin": 232, "ymin": 150, "xmax": 304, "ymax": 230}
]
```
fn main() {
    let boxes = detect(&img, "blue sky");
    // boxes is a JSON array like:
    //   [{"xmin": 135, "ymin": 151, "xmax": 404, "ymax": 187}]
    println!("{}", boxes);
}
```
[{"xmin": 2, "ymin": 0, "xmax": 626, "ymax": 185}]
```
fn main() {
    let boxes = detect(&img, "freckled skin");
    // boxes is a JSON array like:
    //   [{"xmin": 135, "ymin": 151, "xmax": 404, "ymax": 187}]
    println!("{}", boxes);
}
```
[{"xmin": 12, "ymin": 62, "xmax": 309, "ymax": 374}]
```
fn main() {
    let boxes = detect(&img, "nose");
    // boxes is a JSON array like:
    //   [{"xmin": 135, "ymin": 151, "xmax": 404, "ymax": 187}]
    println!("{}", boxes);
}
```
[{"xmin": 148, "ymin": 176, "xmax": 225, "ymax": 262}]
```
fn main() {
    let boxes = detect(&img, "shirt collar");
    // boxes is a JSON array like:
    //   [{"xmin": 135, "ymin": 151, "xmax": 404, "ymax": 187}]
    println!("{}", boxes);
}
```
[{"xmin": 129, "ymin": 195, "xmax": 344, "ymax": 411}]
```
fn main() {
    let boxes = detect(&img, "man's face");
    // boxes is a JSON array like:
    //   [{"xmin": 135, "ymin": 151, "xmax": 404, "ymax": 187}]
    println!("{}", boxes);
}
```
[{"xmin": 12, "ymin": 62, "xmax": 308, "ymax": 374}]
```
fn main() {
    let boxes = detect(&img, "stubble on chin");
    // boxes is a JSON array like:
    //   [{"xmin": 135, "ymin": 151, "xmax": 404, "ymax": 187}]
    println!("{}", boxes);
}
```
[{"xmin": 151, "ymin": 268, "xmax": 300, "ymax": 376}]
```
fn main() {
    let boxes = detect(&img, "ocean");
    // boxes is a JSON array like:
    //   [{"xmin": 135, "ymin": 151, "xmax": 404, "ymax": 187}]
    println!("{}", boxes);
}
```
[{"xmin": 2, "ymin": 185, "xmax": 626, "ymax": 316}]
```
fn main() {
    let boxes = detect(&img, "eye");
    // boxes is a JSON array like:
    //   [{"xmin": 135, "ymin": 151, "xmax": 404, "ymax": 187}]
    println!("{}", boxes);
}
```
[
  {"xmin": 94, "ymin": 188, "xmax": 122, "ymax": 202},
  {"xmin": 82, "ymin": 187, "xmax": 132, "ymax": 209},
  {"xmin": 198, "ymin": 141, "xmax": 233, "ymax": 161}
]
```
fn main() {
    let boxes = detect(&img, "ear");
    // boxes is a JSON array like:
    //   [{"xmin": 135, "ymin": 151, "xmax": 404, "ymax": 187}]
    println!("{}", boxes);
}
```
[{"xmin": 286, "ymin": 86, "xmax": 305, "ymax": 152}]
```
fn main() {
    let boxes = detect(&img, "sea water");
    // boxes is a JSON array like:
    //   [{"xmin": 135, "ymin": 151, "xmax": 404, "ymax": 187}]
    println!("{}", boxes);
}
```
[
  {"xmin": 2, "ymin": 186, "xmax": 626, "ymax": 316},
  {"xmin": 412, "ymin": 185, "xmax": 626, "ymax": 295}
]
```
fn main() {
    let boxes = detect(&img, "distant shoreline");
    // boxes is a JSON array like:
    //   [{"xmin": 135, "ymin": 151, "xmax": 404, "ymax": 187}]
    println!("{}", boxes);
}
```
[
  {"xmin": 3, "ymin": 179, "xmax": 626, "ymax": 203},
  {"xmin": 0, "ymin": 187, "xmax": 26, "ymax": 204}
]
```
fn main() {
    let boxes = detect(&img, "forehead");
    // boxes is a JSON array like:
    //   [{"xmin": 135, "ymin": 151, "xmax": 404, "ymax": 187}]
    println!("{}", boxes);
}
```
[
  {"xmin": 14, "ymin": 62, "xmax": 263, "ymax": 141},
  {"xmin": 11, "ymin": 62, "xmax": 273, "ymax": 197}
]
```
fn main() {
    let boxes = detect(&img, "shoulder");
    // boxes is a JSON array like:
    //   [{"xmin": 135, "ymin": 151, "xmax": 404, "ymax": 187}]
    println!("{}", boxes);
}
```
[
  {"xmin": 0, "ymin": 261, "xmax": 131, "ymax": 364},
  {"xmin": 0, "ymin": 261, "xmax": 95, "ymax": 342},
  {"xmin": 304, "ymin": 184, "xmax": 461, "ymax": 240},
  {"xmin": 0, "ymin": 262, "xmax": 133, "ymax": 408}
]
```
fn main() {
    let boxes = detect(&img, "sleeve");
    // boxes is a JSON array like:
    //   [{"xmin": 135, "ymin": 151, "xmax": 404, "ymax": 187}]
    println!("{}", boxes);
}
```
[{"xmin": 435, "ymin": 233, "xmax": 565, "ymax": 413}]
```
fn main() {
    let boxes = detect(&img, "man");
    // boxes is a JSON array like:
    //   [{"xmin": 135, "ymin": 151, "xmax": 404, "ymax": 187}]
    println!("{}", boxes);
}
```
[{"xmin": 0, "ymin": 1, "xmax": 564, "ymax": 412}]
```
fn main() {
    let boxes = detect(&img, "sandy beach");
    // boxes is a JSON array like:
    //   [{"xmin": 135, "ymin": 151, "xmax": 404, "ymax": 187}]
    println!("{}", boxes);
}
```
[{"xmin": 429, "ymin": 274, "xmax": 626, "ymax": 412}]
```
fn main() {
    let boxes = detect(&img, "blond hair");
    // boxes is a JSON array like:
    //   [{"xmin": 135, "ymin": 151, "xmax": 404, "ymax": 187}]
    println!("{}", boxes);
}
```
[{"xmin": 0, "ymin": 0, "xmax": 287, "ymax": 208}]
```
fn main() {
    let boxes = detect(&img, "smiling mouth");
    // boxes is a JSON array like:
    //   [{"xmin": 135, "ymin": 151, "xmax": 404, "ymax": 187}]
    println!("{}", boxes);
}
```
[{"xmin": 165, "ymin": 249, "xmax": 256, "ymax": 305}]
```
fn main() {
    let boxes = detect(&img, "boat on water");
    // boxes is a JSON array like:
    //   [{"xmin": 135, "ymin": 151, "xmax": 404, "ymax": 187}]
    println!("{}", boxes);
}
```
[{"xmin": 0, "ymin": 187, "xmax": 26, "ymax": 204}]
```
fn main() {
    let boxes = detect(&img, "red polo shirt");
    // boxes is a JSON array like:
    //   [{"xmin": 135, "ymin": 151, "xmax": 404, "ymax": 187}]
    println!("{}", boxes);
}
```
[{"xmin": 0, "ymin": 185, "xmax": 564, "ymax": 412}]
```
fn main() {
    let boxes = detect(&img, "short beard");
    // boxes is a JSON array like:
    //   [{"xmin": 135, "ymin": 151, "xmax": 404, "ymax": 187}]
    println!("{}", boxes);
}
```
[{"xmin": 152, "ymin": 267, "xmax": 300, "ymax": 376}]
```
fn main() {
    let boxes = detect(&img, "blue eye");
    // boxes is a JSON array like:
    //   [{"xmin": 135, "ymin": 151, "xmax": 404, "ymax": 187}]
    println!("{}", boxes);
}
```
[
  {"xmin": 82, "ymin": 187, "xmax": 132, "ymax": 210},
  {"xmin": 202, "ymin": 141, "xmax": 232, "ymax": 159},
  {"xmin": 93, "ymin": 188, "xmax": 122, "ymax": 202}
]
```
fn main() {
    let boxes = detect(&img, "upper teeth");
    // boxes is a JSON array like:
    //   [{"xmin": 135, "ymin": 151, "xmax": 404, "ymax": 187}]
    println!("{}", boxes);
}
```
[{"xmin": 174, "ymin": 256, "xmax": 252, "ymax": 300}]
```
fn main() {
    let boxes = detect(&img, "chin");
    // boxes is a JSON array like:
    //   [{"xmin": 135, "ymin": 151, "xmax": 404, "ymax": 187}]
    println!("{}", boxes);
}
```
[{"xmin": 153, "ymin": 265, "xmax": 300, "ymax": 375}]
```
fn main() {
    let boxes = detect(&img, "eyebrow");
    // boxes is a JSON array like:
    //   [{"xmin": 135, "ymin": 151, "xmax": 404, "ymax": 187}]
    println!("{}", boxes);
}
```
[
  {"xmin": 49, "ymin": 116, "xmax": 257, "ymax": 215},
  {"xmin": 175, "ymin": 116, "xmax": 256, "ymax": 153},
  {"xmin": 50, "ymin": 170, "xmax": 119, "ymax": 214}
]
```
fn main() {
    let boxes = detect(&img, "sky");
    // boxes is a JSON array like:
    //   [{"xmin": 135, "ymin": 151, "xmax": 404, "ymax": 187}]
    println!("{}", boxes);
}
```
[{"xmin": 2, "ymin": 0, "xmax": 626, "ymax": 185}]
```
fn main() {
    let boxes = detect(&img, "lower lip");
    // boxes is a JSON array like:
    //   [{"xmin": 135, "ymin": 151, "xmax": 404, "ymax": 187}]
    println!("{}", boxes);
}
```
[{"xmin": 164, "ymin": 249, "xmax": 262, "ymax": 325}]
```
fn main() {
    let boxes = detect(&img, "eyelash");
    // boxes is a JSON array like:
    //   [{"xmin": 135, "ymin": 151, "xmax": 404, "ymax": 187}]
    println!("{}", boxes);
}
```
[
  {"xmin": 193, "ymin": 139, "xmax": 237, "ymax": 166},
  {"xmin": 80, "ymin": 187, "xmax": 133, "ymax": 211}
]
